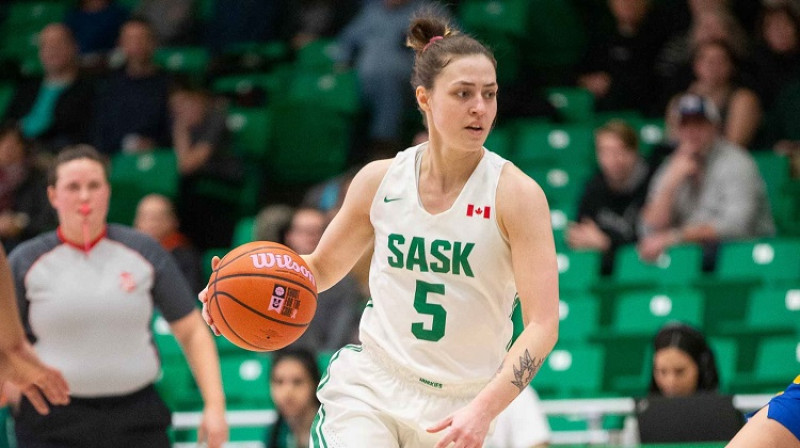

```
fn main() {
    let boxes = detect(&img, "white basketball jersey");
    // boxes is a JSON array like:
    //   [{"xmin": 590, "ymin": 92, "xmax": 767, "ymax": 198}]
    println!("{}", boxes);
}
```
[{"xmin": 363, "ymin": 144, "xmax": 517, "ymax": 386}]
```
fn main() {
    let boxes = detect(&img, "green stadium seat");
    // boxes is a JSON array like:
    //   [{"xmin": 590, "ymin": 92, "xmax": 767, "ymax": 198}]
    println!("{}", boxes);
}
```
[
  {"xmin": 612, "ymin": 243, "xmax": 704, "ymax": 288},
  {"xmin": 459, "ymin": 0, "xmax": 530, "ymax": 37},
  {"xmin": 155, "ymin": 357, "xmax": 199, "ymax": 411},
  {"xmin": 267, "ymin": 103, "xmax": 351, "ymax": 185},
  {"xmin": 231, "ymin": 216, "xmax": 256, "ymax": 247},
  {"xmin": 226, "ymin": 107, "xmax": 271, "ymax": 160},
  {"xmin": 108, "ymin": 149, "xmax": 178, "ymax": 225},
  {"xmin": 220, "ymin": 354, "xmax": 272, "ymax": 409},
  {"xmin": 609, "ymin": 289, "xmax": 704, "ymax": 336},
  {"xmin": 152, "ymin": 313, "xmax": 184, "ymax": 360},
  {"xmin": 709, "ymin": 337, "xmax": 738, "ymax": 393},
  {"xmin": 287, "ymin": 69, "xmax": 360, "ymax": 115},
  {"xmin": 0, "ymin": 27, "xmax": 40, "ymax": 62},
  {"xmin": 752, "ymin": 152, "xmax": 794, "ymax": 233},
  {"xmin": 731, "ymin": 336, "xmax": 800, "ymax": 393},
  {"xmin": 212, "ymin": 72, "xmax": 284, "ymax": 103},
  {"xmin": 558, "ymin": 293, "xmax": 600, "ymax": 342},
  {"xmin": 514, "ymin": 122, "xmax": 595, "ymax": 169},
  {"xmin": 3, "ymin": 1, "xmax": 69, "ymax": 29},
  {"xmin": 294, "ymin": 38, "xmax": 338, "ymax": 72},
  {"xmin": 525, "ymin": 0, "xmax": 586, "ymax": 71},
  {"xmin": 154, "ymin": 46, "xmax": 210, "ymax": 78},
  {"xmin": 546, "ymin": 87, "xmax": 594, "ymax": 123},
  {"xmin": 549, "ymin": 205, "xmax": 576, "ymax": 251},
  {"xmin": 484, "ymin": 124, "xmax": 513, "ymax": 159},
  {"xmin": 557, "ymin": 249, "xmax": 602, "ymax": 293},
  {"xmin": 715, "ymin": 238, "xmax": 800, "ymax": 285},
  {"xmin": 533, "ymin": 343, "xmax": 605, "ymax": 398},
  {"xmin": 524, "ymin": 165, "xmax": 592, "ymax": 208},
  {"xmin": 716, "ymin": 285, "xmax": 800, "ymax": 338},
  {"xmin": 635, "ymin": 118, "xmax": 666, "ymax": 158}
]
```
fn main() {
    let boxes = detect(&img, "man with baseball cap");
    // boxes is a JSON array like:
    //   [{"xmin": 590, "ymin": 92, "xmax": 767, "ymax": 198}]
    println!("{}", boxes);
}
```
[{"xmin": 637, "ymin": 93, "xmax": 774, "ymax": 268}]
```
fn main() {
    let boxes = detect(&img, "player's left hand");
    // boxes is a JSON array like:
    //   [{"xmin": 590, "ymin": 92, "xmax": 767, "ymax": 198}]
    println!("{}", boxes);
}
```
[
  {"xmin": 427, "ymin": 403, "xmax": 492, "ymax": 448},
  {"xmin": 198, "ymin": 405, "xmax": 228, "ymax": 448}
]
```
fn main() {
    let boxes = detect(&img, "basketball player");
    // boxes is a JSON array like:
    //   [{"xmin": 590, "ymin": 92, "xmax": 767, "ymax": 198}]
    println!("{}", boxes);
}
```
[
  {"xmin": 8, "ymin": 146, "xmax": 228, "ymax": 448},
  {"xmin": 0, "ymin": 246, "xmax": 70, "ymax": 416},
  {"xmin": 726, "ymin": 375, "xmax": 800, "ymax": 448},
  {"xmin": 201, "ymin": 11, "xmax": 559, "ymax": 448}
]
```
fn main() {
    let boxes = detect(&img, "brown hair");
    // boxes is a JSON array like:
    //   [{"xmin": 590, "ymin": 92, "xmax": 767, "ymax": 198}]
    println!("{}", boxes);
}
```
[
  {"xmin": 595, "ymin": 119, "xmax": 640, "ymax": 152},
  {"xmin": 406, "ymin": 10, "xmax": 496, "ymax": 90},
  {"xmin": 47, "ymin": 145, "xmax": 109, "ymax": 186}
]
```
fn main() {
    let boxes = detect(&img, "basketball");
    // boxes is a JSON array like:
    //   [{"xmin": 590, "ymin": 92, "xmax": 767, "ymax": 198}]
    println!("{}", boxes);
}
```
[{"xmin": 207, "ymin": 241, "xmax": 318, "ymax": 351}]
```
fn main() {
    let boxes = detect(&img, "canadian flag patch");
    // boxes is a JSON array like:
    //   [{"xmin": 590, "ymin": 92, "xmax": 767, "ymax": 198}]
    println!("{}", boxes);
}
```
[{"xmin": 466, "ymin": 204, "xmax": 491, "ymax": 219}]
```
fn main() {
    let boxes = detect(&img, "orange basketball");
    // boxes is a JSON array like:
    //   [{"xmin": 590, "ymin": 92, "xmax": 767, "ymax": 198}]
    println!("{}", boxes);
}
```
[{"xmin": 207, "ymin": 241, "xmax": 318, "ymax": 351}]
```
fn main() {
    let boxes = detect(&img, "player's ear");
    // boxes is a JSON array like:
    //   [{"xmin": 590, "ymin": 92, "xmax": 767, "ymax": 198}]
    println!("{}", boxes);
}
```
[{"xmin": 416, "ymin": 86, "xmax": 430, "ymax": 112}]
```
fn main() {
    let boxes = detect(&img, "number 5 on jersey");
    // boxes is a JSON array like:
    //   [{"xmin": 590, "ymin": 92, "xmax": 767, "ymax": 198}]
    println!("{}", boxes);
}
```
[{"xmin": 412, "ymin": 280, "xmax": 447, "ymax": 341}]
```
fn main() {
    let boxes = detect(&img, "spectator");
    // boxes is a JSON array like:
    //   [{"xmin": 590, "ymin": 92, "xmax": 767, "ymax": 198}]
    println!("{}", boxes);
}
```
[
  {"xmin": 638, "ymin": 94, "xmax": 774, "ymax": 268},
  {"xmin": 133, "ymin": 193, "xmax": 202, "ymax": 292},
  {"xmin": 0, "ymin": 124, "xmax": 56, "ymax": 253},
  {"xmin": 254, "ymin": 204, "xmax": 295, "ymax": 243},
  {"xmin": 64, "ymin": 0, "xmax": 129, "ymax": 65},
  {"xmin": 93, "ymin": 18, "xmax": 171, "ymax": 155},
  {"xmin": 282, "ymin": 0, "xmax": 360, "ymax": 51},
  {"xmin": 654, "ymin": 5, "xmax": 750, "ymax": 111},
  {"xmin": 134, "ymin": 0, "xmax": 197, "ymax": 46},
  {"xmin": 484, "ymin": 385, "xmax": 551, "ymax": 448},
  {"xmin": 168, "ymin": 84, "xmax": 242, "ymax": 250},
  {"xmin": 169, "ymin": 85, "xmax": 233, "ymax": 177},
  {"xmin": 752, "ymin": 0, "xmax": 800, "ymax": 112},
  {"xmin": 6, "ymin": 145, "xmax": 227, "ymax": 447},
  {"xmin": 567, "ymin": 120, "xmax": 651, "ymax": 275},
  {"xmin": 665, "ymin": 39, "xmax": 762, "ymax": 148},
  {"xmin": 648, "ymin": 323, "xmax": 720, "ymax": 397},
  {"xmin": 264, "ymin": 348, "xmax": 321, "ymax": 448},
  {"xmin": 618, "ymin": 322, "xmax": 723, "ymax": 445},
  {"xmin": 335, "ymin": 0, "xmax": 433, "ymax": 148},
  {"xmin": 283, "ymin": 207, "xmax": 363, "ymax": 352},
  {"xmin": 576, "ymin": 0, "xmax": 671, "ymax": 115},
  {"xmin": 6, "ymin": 24, "xmax": 95, "ymax": 154}
]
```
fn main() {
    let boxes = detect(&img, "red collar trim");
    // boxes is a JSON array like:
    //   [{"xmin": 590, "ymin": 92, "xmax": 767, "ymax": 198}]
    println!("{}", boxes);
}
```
[{"xmin": 57, "ymin": 226, "xmax": 107, "ymax": 252}]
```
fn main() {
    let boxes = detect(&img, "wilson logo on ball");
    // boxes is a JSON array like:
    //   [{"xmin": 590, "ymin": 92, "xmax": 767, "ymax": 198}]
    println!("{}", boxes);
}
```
[{"xmin": 250, "ymin": 253, "xmax": 316, "ymax": 287}]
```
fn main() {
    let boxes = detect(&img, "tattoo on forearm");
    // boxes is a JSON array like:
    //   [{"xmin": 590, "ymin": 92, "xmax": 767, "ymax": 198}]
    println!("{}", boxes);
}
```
[{"xmin": 510, "ymin": 349, "xmax": 544, "ymax": 391}]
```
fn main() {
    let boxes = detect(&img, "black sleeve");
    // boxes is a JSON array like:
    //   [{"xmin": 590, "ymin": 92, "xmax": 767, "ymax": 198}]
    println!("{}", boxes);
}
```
[{"xmin": 112, "ymin": 226, "xmax": 197, "ymax": 322}]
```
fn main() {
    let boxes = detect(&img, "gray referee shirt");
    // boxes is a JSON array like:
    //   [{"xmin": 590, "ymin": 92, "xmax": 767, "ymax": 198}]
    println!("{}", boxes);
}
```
[{"xmin": 9, "ymin": 224, "xmax": 197, "ymax": 398}]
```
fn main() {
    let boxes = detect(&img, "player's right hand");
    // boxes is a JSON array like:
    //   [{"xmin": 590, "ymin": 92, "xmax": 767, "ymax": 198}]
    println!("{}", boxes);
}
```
[{"xmin": 198, "ymin": 256, "xmax": 221, "ymax": 336}]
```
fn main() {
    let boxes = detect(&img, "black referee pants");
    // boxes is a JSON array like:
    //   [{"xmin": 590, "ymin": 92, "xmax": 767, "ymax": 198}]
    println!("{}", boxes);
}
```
[{"xmin": 14, "ymin": 384, "xmax": 171, "ymax": 448}]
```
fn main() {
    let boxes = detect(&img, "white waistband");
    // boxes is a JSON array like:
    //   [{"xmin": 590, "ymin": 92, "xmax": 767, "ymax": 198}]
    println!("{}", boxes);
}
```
[{"xmin": 361, "ymin": 336, "xmax": 489, "ymax": 398}]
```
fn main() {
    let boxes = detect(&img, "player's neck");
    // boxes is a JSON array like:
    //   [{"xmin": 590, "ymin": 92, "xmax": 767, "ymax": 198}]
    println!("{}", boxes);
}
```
[{"xmin": 421, "ymin": 143, "xmax": 483, "ymax": 194}]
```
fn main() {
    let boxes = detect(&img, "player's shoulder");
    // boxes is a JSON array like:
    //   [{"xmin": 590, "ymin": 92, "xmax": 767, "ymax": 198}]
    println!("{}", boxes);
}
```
[
  {"xmin": 498, "ymin": 162, "xmax": 546, "ymax": 201},
  {"xmin": 348, "ymin": 156, "xmax": 397, "ymax": 197}
]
